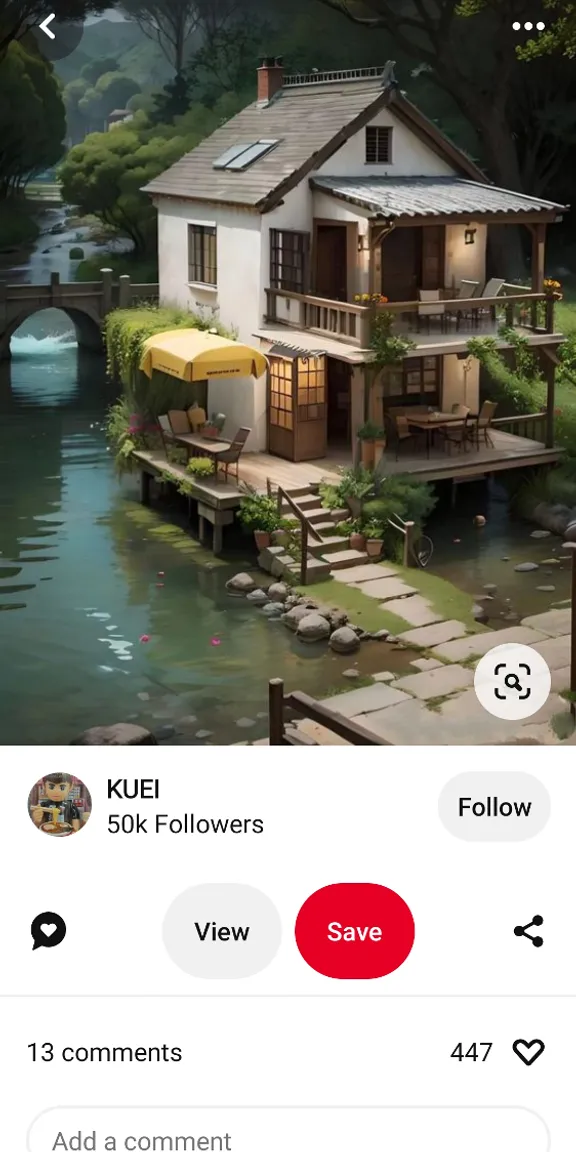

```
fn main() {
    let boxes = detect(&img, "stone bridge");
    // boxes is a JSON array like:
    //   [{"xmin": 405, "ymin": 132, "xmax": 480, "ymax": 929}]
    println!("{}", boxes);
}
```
[{"xmin": 0, "ymin": 270, "xmax": 159, "ymax": 359}]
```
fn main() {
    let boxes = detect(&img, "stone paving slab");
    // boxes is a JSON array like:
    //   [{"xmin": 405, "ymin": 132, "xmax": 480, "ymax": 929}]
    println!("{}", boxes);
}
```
[
  {"xmin": 531, "ymin": 634, "xmax": 571, "ymax": 670},
  {"xmin": 295, "ymin": 719, "xmax": 349, "ymax": 745},
  {"xmin": 372, "ymin": 670, "xmax": 396, "ymax": 682},
  {"xmin": 381, "ymin": 596, "xmax": 443, "ymax": 626},
  {"xmin": 551, "ymin": 665, "xmax": 571, "ymax": 692},
  {"xmin": 352, "ymin": 577, "xmax": 418, "ymax": 601},
  {"xmin": 520, "ymin": 608, "xmax": 572, "ymax": 637},
  {"xmin": 397, "ymin": 619, "xmax": 467, "ymax": 647},
  {"xmin": 431, "ymin": 625, "xmax": 548, "ymax": 663},
  {"xmin": 394, "ymin": 664, "xmax": 474, "ymax": 700},
  {"xmin": 410, "ymin": 657, "xmax": 443, "ymax": 671},
  {"xmin": 322, "ymin": 683, "xmax": 411, "ymax": 718},
  {"xmin": 356, "ymin": 688, "xmax": 568, "ymax": 745},
  {"xmin": 332, "ymin": 564, "xmax": 396, "ymax": 584}
]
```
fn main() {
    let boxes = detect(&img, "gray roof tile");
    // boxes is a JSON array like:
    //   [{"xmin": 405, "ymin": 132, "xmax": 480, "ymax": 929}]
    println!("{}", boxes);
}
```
[
  {"xmin": 144, "ymin": 81, "xmax": 388, "ymax": 206},
  {"xmin": 311, "ymin": 176, "xmax": 567, "ymax": 217}
]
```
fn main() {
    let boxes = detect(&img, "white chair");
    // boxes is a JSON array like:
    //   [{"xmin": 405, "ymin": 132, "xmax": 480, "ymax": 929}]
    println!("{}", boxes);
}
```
[{"xmin": 417, "ymin": 289, "xmax": 446, "ymax": 332}]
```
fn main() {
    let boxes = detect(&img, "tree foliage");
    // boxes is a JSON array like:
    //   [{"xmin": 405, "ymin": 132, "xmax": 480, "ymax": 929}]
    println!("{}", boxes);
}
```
[
  {"xmin": 0, "ymin": 0, "xmax": 111, "ymax": 60},
  {"xmin": 0, "ymin": 41, "xmax": 65, "ymax": 197}
]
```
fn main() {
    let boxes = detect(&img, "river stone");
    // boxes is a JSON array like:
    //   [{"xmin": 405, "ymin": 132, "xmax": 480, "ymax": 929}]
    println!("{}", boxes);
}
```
[
  {"xmin": 534, "ymin": 502, "xmax": 572, "ymax": 535},
  {"xmin": 282, "ymin": 604, "xmax": 315, "ymax": 631},
  {"xmin": 246, "ymin": 588, "xmax": 269, "ymax": 604},
  {"xmin": 564, "ymin": 520, "xmax": 576, "ymax": 542},
  {"xmin": 236, "ymin": 717, "xmax": 256, "ymax": 728},
  {"xmin": 267, "ymin": 581, "xmax": 289, "ymax": 602},
  {"xmin": 328, "ymin": 608, "xmax": 349, "ymax": 630},
  {"xmin": 296, "ymin": 612, "xmax": 331, "ymax": 643},
  {"xmin": 342, "ymin": 668, "xmax": 360, "ymax": 679},
  {"xmin": 472, "ymin": 604, "xmax": 489, "ymax": 622},
  {"xmin": 195, "ymin": 729, "xmax": 214, "ymax": 739},
  {"xmin": 329, "ymin": 626, "xmax": 361, "ymax": 654},
  {"xmin": 155, "ymin": 724, "xmax": 176, "ymax": 740},
  {"xmin": 531, "ymin": 529, "xmax": 551, "ymax": 538},
  {"xmin": 483, "ymin": 583, "xmax": 497, "ymax": 591},
  {"xmin": 514, "ymin": 562, "xmax": 539, "ymax": 572},
  {"xmin": 70, "ymin": 723, "xmax": 158, "ymax": 745},
  {"xmin": 226, "ymin": 572, "xmax": 255, "ymax": 594},
  {"xmin": 270, "ymin": 556, "xmax": 291, "ymax": 577},
  {"xmin": 537, "ymin": 585, "xmax": 556, "ymax": 592},
  {"xmin": 371, "ymin": 628, "xmax": 390, "ymax": 640},
  {"xmin": 262, "ymin": 602, "xmax": 284, "ymax": 617}
]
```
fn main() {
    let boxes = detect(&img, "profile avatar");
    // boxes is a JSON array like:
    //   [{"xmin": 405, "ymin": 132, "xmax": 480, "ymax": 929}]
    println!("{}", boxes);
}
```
[{"xmin": 28, "ymin": 772, "xmax": 91, "ymax": 837}]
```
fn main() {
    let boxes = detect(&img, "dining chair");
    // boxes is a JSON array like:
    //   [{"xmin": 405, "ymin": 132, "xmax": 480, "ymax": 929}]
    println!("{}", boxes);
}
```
[
  {"xmin": 451, "ymin": 403, "xmax": 470, "ymax": 418},
  {"xmin": 476, "ymin": 400, "xmax": 498, "ymax": 446},
  {"xmin": 216, "ymin": 427, "xmax": 251, "ymax": 483},
  {"xmin": 442, "ymin": 413, "xmax": 470, "ymax": 455},
  {"xmin": 417, "ymin": 290, "xmax": 446, "ymax": 332},
  {"xmin": 393, "ymin": 414, "xmax": 418, "ymax": 460},
  {"xmin": 167, "ymin": 409, "xmax": 192, "ymax": 435},
  {"xmin": 187, "ymin": 405, "xmax": 206, "ymax": 433}
]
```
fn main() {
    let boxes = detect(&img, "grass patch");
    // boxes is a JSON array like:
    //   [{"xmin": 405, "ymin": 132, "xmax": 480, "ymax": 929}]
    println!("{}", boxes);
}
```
[
  {"xmin": 322, "ymin": 676, "xmax": 375, "ymax": 698},
  {"xmin": 384, "ymin": 563, "xmax": 487, "ymax": 633},
  {"xmin": 294, "ymin": 577, "xmax": 412, "ymax": 636}
]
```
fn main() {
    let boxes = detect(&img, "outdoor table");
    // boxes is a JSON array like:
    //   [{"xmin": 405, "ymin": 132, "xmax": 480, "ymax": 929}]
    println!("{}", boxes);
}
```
[
  {"xmin": 406, "ymin": 412, "xmax": 467, "ymax": 458},
  {"xmin": 172, "ymin": 432, "xmax": 231, "ymax": 481}
]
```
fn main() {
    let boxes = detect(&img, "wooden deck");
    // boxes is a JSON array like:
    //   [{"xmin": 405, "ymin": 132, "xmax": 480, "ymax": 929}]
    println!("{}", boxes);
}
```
[{"xmin": 377, "ymin": 429, "xmax": 561, "ymax": 482}]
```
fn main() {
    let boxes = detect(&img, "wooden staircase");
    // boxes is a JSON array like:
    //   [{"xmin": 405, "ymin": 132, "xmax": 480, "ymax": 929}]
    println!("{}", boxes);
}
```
[{"xmin": 279, "ymin": 484, "xmax": 369, "ymax": 579}]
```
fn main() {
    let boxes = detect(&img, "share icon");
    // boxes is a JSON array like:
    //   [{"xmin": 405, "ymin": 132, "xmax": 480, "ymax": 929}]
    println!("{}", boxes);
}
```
[{"xmin": 514, "ymin": 915, "xmax": 544, "ymax": 948}]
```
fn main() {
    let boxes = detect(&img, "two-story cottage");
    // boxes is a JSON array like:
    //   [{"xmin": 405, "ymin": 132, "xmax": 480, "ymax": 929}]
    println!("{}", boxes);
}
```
[{"xmin": 145, "ymin": 60, "xmax": 566, "ymax": 479}]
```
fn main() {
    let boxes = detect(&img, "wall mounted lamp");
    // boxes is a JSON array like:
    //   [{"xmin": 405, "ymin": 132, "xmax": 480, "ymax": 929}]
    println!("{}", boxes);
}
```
[
  {"xmin": 357, "ymin": 234, "xmax": 370, "ymax": 253},
  {"xmin": 464, "ymin": 226, "xmax": 477, "ymax": 246}
]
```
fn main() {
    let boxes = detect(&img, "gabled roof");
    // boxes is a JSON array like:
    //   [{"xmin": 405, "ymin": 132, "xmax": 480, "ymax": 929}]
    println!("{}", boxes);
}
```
[
  {"xmin": 312, "ymin": 176, "xmax": 567, "ymax": 220},
  {"xmin": 144, "ymin": 69, "xmax": 488, "ymax": 211}
]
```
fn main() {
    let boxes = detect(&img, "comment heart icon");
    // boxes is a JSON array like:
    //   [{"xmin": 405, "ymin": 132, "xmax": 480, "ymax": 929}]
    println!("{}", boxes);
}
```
[
  {"xmin": 41, "ymin": 923, "xmax": 57, "ymax": 937},
  {"xmin": 512, "ymin": 1038, "xmax": 545, "ymax": 1065}
]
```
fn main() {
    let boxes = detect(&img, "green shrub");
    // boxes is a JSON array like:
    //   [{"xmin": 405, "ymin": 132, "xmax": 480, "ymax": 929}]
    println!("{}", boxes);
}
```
[
  {"xmin": 467, "ymin": 333, "xmax": 541, "ymax": 415},
  {"xmin": 69, "ymin": 246, "xmax": 84, "ymax": 259},
  {"xmin": 512, "ymin": 462, "xmax": 576, "ymax": 518},
  {"xmin": 237, "ymin": 485, "xmax": 285, "ymax": 534},
  {"xmin": 186, "ymin": 456, "xmax": 215, "ymax": 477}
]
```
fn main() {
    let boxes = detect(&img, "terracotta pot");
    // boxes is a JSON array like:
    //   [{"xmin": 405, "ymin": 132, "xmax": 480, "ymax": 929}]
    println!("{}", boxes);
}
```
[
  {"xmin": 373, "ymin": 438, "xmax": 386, "ymax": 468},
  {"xmin": 254, "ymin": 530, "xmax": 271, "ymax": 550},
  {"xmin": 360, "ymin": 439, "xmax": 375, "ymax": 469},
  {"xmin": 365, "ymin": 538, "xmax": 383, "ymax": 558},
  {"xmin": 350, "ymin": 532, "xmax": 366, "ymax": 551}
]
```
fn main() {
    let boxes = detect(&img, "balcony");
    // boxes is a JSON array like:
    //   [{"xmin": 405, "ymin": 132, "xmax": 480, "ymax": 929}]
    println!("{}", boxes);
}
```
[{"xmin": 264, "ymin": 286, "xmax": 559, "ymax": 354}]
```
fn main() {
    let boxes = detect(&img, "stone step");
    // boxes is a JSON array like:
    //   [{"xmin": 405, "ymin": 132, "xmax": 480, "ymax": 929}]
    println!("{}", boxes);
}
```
[
  {"xmin": 322, "ymin": 549, "xmax": 369, "ymax": 569},
  {"xmin": 283, "ymin": 485, "xmax": 313, "ymax": 499},
  {"xmin": 284, "ymin": 507, "xmax": 332, "ymax": 525},
  {"xmin": 308, "ymin": 535, "xmax": 347, "ymax": 554},
  {"xmin": 281, "ymin": 493, "xmax": 322, "ymax": 513}
]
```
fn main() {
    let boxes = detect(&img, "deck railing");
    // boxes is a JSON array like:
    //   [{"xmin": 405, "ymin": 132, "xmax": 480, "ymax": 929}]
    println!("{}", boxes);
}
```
[
  {"xmin": 491, "ymin": 412, "xmax": 547, "ymax": 443},
  {"xmin": 268, "ymin": 678, "xmax": 390, "ymax": 745},
  {"xmin": 272, "ymin": 483, "xmax": 324, "ymax": 586},
  {"xmin": 265, "ymin": 289, "xmax": 556, "ymax": 347}
]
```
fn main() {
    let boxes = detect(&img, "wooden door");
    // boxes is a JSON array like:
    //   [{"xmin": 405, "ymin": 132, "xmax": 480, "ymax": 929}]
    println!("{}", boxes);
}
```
[
  {"xmin": 327, "ymin": 357, "xmax": 351, "ymax": 445},
  {"xmin": 315, "ymin": 225, "xmax": 347, "ymax": 300},
  {"xmin": 268, "ymin": 355, "xmax": 327, "ymax": 461},
  {"xmin": 380, "ymin": 227, "xmax": 422, "ymax": 301},
  {"xmin": 421, "ymin": 225, "xmax": 445, "ymax": 290}
]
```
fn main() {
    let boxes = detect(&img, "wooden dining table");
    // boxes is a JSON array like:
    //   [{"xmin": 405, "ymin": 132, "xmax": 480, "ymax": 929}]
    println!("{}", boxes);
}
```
[
  {"xmin": 406, "ymin": 412, "xmax": 469, "ymax": 458},
  {"xmin": 172, "ymin": 432, "xmax": 232, "ymax": 480}
]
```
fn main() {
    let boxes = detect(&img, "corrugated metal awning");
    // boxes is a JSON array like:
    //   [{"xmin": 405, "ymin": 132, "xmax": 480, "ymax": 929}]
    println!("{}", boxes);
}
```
[{"xmin": 311, "ymin": 176, "xmax": 567, "ymax": 219}]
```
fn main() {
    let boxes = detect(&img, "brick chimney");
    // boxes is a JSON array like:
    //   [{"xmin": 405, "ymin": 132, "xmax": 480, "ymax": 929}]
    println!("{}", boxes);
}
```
[{"xmin": 257, "ymin": 56, "xmax": 284, "ymax": 105}]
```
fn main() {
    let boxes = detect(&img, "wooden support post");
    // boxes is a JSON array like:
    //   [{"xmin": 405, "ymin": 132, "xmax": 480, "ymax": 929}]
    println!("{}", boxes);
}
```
[
  {"xmin": 212, "ymin": 522, "xmax": 223, "ymax": 554},
  {"xmin": 300, "ymin": 517, "xmax": 308, "ymax": 585},
  {"xmin": 531, "ymin": 223, "xmax": 546, "ymax": 294},
  {"xmin": 100, "ymin": 268, "xmax": 113, "ymax": 315},
  {"xmin": 198, "ymin": 515, "xmax": 206, "ymax": 543},
  {"xmin": 268, "ymin": 678, "xmax": 285, "ymax": 745},
  {"xmin": 403, "ymin": 521, "xmax": 416, "ymax": 568},
  {"xmin": 540, "ymin": 352, "xmax": 556, "ymax": 448},
  {"xmin": 140, "ymin": 469, "xmax": 151, "ymax": 506}
]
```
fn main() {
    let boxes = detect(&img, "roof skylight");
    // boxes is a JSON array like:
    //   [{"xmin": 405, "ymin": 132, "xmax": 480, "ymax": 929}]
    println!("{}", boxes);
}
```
[{"xmin": 213, "ymin": 139, "xmax": 280, "ymax": 171}]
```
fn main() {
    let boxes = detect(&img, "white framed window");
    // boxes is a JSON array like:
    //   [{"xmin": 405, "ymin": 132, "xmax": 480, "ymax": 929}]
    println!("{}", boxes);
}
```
[
  {"xmin": 365, "ymin": 126, "xmax": 392, "ymax": 164},
  {"xmin": 188, "ymin": 223, "xmax": 217, "ymax": 285}
]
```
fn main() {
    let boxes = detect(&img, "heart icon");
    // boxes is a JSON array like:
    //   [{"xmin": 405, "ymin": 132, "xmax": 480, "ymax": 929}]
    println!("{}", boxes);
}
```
[
  {"xmin": 512, "ymin": 1038, "xmax": 545, "ymax": 1065},
  {"xmin": 41, "ymin": 923, "xmax": 57, "ymax": 937}
]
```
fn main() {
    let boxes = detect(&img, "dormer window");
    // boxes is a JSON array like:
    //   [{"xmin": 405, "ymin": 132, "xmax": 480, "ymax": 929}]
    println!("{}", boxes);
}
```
[{"xmin": 365, "ymin": 126, "xmax": 392, "ymax": 164}]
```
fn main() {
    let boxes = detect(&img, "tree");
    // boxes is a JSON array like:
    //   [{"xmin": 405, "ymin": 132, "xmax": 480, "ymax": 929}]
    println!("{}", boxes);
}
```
[
  {"xmin": 120, "ymin": 0, "xmax": 202, "ymax": 72},
  {"xmin": 81, "ymin": 56, "xmax": 120, "ymax": 85},
  {"xmin": 458, "ymin": 0, "xmax": 576, "ymax": 59},
  {"xmin": 309, "ymin": 0, "xmax": 576, "ymax": 274},
  {"xmin": 0, "ymin": 40, "xmax": 65, "ymax": 196},
  {"xmin": 0, "ymin": 0, "xmax": 112, "ymax": 60}
]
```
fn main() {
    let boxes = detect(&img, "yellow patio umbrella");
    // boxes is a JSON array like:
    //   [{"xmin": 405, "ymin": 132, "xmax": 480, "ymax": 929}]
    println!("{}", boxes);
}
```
[{"xmin": 139, "ymin": 328, "xmax": 268, "ymax": 382}]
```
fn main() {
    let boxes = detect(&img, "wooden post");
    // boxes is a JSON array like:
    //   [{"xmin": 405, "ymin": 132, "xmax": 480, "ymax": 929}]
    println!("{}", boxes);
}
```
[
  {"xmin": 539, "ymin": 352, "xmax": 556, "ymax": 448},
  {"xmin": 403, "ymin": 521, "xmax": 416, "ymax": 568},
  {"xmin": 545, "ymin": 297, "xmax": 555, "ymax": 334},
  {"xmin": 140, "ymin": 469, "xmax": 151, "ymax": 506},
  {"xmin": 213, "ymin": 522, "xmax": 223, "ymax": 554},
  {"xmin": 118, "ymin": 274, "xmax": 131, "ymax": 308},
  {"xmin": 198, "ymin": 515, "xmax": 206, "ymax": 543},
  {"xmin": 300, "ymin": 517, "xmax": 308, "ymax": 585},
  {"xmin": 531, "ymin": 223, "xmax": 546, "ymax": 293},
  {"xmin": 100, "ymin": 267, "xmax": 113, "ymax": 316},
  {"xmin": 268, "ymin": 678, "xmax": 285, "ymax": 745}
]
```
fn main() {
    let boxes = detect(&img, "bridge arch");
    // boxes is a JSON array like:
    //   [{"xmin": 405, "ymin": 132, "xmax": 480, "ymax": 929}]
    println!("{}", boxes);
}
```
[{"xmin": 0, "ymin": 305, "xmax": 103, "ymax": 360}]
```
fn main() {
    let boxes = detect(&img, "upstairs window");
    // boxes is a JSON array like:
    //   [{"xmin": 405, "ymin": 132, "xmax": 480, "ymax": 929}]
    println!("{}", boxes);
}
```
[
  {"xmin": 269, "ymin": 229, "xmax": 310, "ymax": 293},
  {"xmin": 365, "ymin": 125, "xmax": 392, "ymax": 164},
  {"xmin": 188, "ymin": 224, "xmax": 217, "ymax": 286}
]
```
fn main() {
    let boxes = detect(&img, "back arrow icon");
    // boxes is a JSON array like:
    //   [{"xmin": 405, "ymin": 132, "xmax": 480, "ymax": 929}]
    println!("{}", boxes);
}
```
[{"xmin": 39, "ymin": 13, "xmax": 56, "ymax": 39}]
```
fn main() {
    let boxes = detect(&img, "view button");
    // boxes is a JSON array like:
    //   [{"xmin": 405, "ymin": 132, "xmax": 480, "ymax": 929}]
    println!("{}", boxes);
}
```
[{"xmin": 295, "ymin": 883, "xmax": 415, "ymax": 980}]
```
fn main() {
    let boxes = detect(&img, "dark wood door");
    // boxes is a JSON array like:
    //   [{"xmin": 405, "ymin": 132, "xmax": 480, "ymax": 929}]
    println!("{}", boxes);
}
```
[
  {"xmin": 315, "ymin": 225, "xmax": 347, "ymax": 300},
  {"xmin": 421, "ymin": 225, "xmax": 445, "ymax": 289},
  {"xmin": 268, "ymin": 355, "xmax": 327, "ymax": 461},
  {"xmin": 327, "ymin": 358, "xmax": 351, "ymax": 445},
  {"xmin": 381, "ymin": 227, "xmax": 422, "ymax": 301}
]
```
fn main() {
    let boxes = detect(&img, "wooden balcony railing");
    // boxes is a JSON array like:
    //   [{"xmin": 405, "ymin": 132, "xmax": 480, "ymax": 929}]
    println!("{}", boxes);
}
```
[
  {"xmin": 491, "ymin": 412, "xmax": 547, "ymax": 443},
  {"xmin": 265, "ymin": 289, "xmax": 557, "ymax": 347}
]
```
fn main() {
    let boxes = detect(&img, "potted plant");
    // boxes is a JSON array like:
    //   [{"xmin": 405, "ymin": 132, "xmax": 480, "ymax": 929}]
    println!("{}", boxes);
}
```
[
  {"xmin": 237, "ymin": 486, "xmax": 283, "ymax": 550},
  {"xmin": 186, "ymin": 456, "xmax": 215, "ymax": 478},
  {"xmin": 357, "ymin": 420, "xmax": 381, "ymax": 469},
  {"xmin": 202, "ymin": 412, "xmax": 226, "ymax": 439},
  {"xmin": 336, "ymin": 518, "xmax": 366, "ymax": 551},
  {"xmin": 364, "ymin": 519, "xmax": 384, "ymax": 558}
]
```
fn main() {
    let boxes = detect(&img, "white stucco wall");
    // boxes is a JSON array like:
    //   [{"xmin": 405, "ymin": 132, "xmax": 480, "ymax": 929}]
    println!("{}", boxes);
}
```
[
  {"xmin": 445, "ymin": 224, "xmax": 487, "ymax": 293},
  {"xmin": 316, "ymin": 107, "xmax": 456, "ymax": 178},
  {"xmin": 208, "ymin": 373, "xmax": 267, "ymax": 451},
  {"xmin": 155, "ymin": 197, "xmax": 262, "ymax": 342},
  {"xmin": 261, "ymin": 181, "xmax": 313, "ymax": 325},
  {"xmin": 442, "ymin": 354, "xmax": 480, "ymax": 414}
]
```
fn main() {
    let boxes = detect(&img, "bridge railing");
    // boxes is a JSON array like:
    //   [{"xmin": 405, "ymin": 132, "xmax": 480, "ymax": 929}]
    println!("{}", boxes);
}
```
[{"xmin": 0, "ymin": 270, "xmax": 159, "ymax": 319}]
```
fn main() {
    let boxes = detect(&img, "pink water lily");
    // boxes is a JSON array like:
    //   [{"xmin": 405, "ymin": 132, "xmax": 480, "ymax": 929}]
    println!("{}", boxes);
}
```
[
  {"xmin": 140, "ymin": 634, "xmax": 150, "ymax": 643},
  {"xmin": 210, "ymin": 637, "xmax": 222, "ymax": 646}
]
